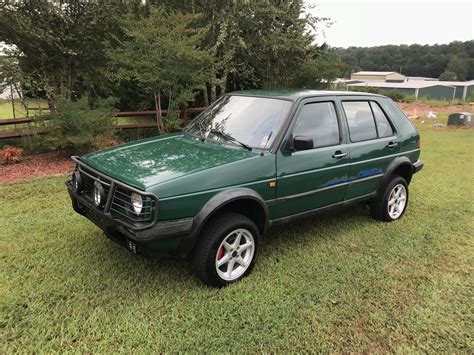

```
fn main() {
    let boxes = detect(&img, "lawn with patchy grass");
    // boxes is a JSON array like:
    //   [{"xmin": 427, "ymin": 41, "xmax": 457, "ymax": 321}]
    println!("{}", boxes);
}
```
[
  {"xmin": 0, "ymin": 99, "xmax": 49, "ymax": 119},
  {"xmin": 1, "ymin": 124, "xmax": 472, "ymax": 352}
]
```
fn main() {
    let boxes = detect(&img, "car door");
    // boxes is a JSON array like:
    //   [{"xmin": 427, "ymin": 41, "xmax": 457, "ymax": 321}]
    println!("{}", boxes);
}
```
[
  {"xmin": 273, "ymin": 97, "xmax": 351, "ymax": 219},
  {"xmin": 338, "ymin": 97, "xmax": 401, "ymax": 201}
]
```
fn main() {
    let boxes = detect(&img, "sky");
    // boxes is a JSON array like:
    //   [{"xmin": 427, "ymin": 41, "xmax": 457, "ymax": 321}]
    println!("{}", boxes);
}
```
[{"xmin": 307, "ymin": 0, "xmax": 474, "ymax": 48}]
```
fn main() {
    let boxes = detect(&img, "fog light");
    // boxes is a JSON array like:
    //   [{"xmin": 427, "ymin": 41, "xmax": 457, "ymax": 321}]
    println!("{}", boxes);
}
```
[
  {"xmin": 93, "ymin": 181, "xmax": 105, "ymax": 207},
  {"xmin": 130, "ymin": 192, "xmax": 143, "ymax": 215},
  {"xmin": 72, "ymin": 171, "xmax": 82, "ymax": 192}
]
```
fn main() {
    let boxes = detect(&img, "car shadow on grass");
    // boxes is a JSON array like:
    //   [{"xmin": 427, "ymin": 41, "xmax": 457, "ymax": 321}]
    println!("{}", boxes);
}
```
[{"xmin": 77, "ymin": 203, "xmax": 373, "ymax": 290}]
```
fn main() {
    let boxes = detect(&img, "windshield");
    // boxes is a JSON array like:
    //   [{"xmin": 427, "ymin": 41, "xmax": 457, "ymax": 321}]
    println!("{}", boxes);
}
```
[{"xmin": 185, "ymin": 95, "xmax": 292, "ymax": 150}]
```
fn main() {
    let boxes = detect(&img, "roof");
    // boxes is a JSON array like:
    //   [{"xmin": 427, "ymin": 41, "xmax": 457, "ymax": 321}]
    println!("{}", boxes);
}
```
[
  {"xmin": 229, "ymin": 89, "xmax": 382, "ymax": 101},
  {"xmin": 437, "ymin": 80, "xmax": 474, "ymax": 87},
  {"xmin": 406, "ymin": 76, "xmax": 439, "ymax": 81},
  {"xmin": 348, "ymin": 81, "xmax": 456, "ymax": 89},
  {"xmin": 352, "ymin": 71, "xmax": 399, "ymax": 76}
]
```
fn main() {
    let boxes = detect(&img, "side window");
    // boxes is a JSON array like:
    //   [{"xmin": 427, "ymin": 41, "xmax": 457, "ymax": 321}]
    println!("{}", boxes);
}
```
[
  {"xmin": 293, "ymin": 102, "xmax": 340, "ymax": 148},
  {"xmin": 370, "ymin": 102, "xmax": 394, "ymax": 137},
  {"xmin": 342, "ymin": 101, "xmax": 377, "ymax": 142}
]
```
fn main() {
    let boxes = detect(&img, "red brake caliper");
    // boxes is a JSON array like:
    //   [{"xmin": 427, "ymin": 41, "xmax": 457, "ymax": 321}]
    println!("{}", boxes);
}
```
[{"xmin": 217, "ymin": 246, "xmax": 224, "ymax": 260}]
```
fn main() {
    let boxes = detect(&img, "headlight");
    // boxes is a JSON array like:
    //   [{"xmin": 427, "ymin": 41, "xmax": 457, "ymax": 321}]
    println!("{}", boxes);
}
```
[
  {"xmin": 93, "ymin": 181, "xmax": 105, "ymax": 207},
  {"xmin": 130, "ymin": 192, "xmax": 143, "ymax": 215},
  {"xmin": 72, "ymin": 171, "xmax": 82, "ymax": 192}
]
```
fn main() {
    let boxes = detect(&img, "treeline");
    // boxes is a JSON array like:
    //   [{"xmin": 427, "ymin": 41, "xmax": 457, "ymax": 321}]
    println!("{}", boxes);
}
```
[
  {"xmin": 336, "ymin": 41, "xmax": 474, "ymax": 81},
  {"xmin": 0, "ymin": 0, "xmax": 346, "ymax": 133}
]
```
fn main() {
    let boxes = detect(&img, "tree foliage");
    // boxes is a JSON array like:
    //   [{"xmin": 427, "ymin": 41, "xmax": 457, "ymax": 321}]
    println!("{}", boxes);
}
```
[
  {"xmin": 0, "ymin": 0, "xmax": 344, "ymax": 118},
  {"xmin": 0, "ymin": 0, "xmax": 142, "ymax": 108},
  {"xmin": 107, "ymin": 7, "xmax": 212, "ymax": 132},
  {"xmin": 336, "ymin": 41, "xmax": 474, "ymax": 80},
  {"xmin": 41, "ymin": 97, "xmax": 117, "ymax": 154}
]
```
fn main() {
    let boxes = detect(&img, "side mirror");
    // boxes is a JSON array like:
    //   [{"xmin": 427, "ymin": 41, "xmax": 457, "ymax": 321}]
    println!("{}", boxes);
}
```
[{"xmin": 293, "ymin": 135, "xmax": 313, "ymax": 151}]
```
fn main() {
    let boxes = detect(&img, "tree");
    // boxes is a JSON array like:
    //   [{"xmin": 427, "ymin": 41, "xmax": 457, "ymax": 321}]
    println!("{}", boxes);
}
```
[
  {"xmin": 240, "ymin": 0, "xmax": 325, "ymax": 89},
  {"xmin": 108, "ymin": 6, "xmax": 212, "ymax": 133},
  {"xmin": 445, "ymin": 56, "xmax": 467, "ymax": 81},
  {"xmin": 439, "ymin": 71, "xmax": 457, "ymax": 81},
  {"xmin": 293, "ymin": 48, "xmax": 347, "ymax": 89},
  {"xmin": 0, "ymin": 1, "xmax": 134, "ymax": 109},
  {"xmin": 158, "ymin": 0, "xmax": 336, "ymax": 98},
  {"xmin": 335, "ymin": 41, "xmax": 474, "ymax": 80},
  {"xmin": 0, "ymin": 52, "xmax": 28, "ymax": 117}
]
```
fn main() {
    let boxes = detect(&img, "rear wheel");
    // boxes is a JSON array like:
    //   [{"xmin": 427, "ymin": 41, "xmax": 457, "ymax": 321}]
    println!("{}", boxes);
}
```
[
  {"xmin": 370, "ymin": 176, "xmax": 409, "ymax": 222},
  {"xmin": 192, "ymin": 212, "xmax": 259, "ymax": 287}
]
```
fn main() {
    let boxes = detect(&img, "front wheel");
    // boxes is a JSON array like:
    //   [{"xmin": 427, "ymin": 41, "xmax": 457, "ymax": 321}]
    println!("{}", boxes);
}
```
[
  {"xmin": 192, "ymin": 213, "xmax": 259, "ymax": 287},
  {"xmin": 370, "ymin": 176, "xmax": 409, "ymax": 221}
]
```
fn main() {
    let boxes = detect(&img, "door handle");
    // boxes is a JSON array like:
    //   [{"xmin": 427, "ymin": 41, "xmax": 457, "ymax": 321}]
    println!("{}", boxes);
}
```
[
  {"xmin": 386, "ymin": 141, "xmax": 398, "ymax": 149},
  {"xmin": 332, "ymin": 151, "xmax": 348, "ymax": 159}
]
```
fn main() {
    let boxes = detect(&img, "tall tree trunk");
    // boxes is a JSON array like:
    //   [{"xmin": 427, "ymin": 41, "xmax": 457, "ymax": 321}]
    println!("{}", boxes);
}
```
[
  {"xmin": 168, "ymin": 88, "xmax": 173, "ymax": 118},
  {"xmin": 154, "ymin": 89, "xmax": 164, "ymax": 134},
  {"xmin": 202, "ymin": 85, "xmax": 209, "ymax": 107},
  {"xmin": 67, "ymin": 64, "xmax": 72, "ymax": 100},
  {"xmin": 210, "ymin": 82, "xmax": 217, "ymax": 103},
  {"xmin": 10, "ymin": 86, "xmax": 15, "ymax": 119}
]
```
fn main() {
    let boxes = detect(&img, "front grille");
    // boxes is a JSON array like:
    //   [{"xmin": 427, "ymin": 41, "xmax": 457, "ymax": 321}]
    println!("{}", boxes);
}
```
[
  {"xmin": 75, "ymin": 163, "xmax": 156, "ymax": 227},
  {"xmin": 79, "ymin": 166, "xmax": 111, "ymax": 204},
  {"xmin": 110, "ymin": 185, "xmax": 156, "ymax": 225}
]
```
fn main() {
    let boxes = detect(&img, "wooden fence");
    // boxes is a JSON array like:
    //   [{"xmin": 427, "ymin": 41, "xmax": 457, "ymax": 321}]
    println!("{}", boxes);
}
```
[{"xmin": 0, "ymin": 108, "xmax": 205, "ymax": 140}]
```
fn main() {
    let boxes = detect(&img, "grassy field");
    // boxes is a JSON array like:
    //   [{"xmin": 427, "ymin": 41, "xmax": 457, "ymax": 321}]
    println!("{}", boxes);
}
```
[
  {"xmin": 0, "ymin": 99, "xmax": 49, "ymax": 119},
  {"xmin": 1, "ymin": 123, "xmax": 473, "ymax": 352}
]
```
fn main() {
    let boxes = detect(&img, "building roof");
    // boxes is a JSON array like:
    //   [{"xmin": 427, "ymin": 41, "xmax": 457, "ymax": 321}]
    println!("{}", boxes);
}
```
[
  {"xmin": 406, "ymin": 76, "xmax": 439, "ymax": 81},
  {"xmin": 436, "ymin": 80, "xmax": 474, "ymax": 87},
  {"xmin": 348, "ymin": 81, "xmax": 455, "ymax": 89},
  {"xmin": 352, "ymin": 71, "xmax": 399, "ymax": 76},
  {"xmin": 229, "ymin": 89, "xmax": 382, "ymax": 101}
]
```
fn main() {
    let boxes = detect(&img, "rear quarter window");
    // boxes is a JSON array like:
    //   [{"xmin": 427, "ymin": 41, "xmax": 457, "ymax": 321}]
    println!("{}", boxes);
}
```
[
  {"xmin": 370, "ymin": 101, "xmax": 394, "ymax": 137},
  {"xmin": 379, "ymin": 98, "xmax": 417, "ymax": 135}
]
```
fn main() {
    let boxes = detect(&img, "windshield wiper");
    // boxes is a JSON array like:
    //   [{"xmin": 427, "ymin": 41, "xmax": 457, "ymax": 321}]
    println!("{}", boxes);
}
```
[
  {"xmin": 209, "ymin": 129, "xmax": 252, "ymax": 151},
  {"xmin": 197, "ymin": 119, "xmax": 207, "ymax": 141}
]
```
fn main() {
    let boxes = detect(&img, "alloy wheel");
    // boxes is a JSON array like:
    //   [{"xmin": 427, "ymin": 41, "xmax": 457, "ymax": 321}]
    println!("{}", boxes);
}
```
[
  {"xmin": 215, "ymin": 228, "xmax": 255, "ymax": 281},
  {"xmin": 387, "ymin": 183, "xmax": 407, "ymax": 219}
]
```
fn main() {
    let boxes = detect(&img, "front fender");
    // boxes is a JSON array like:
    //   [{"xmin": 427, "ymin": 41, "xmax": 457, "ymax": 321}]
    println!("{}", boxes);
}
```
[{"xmin": 181, "ymin": 187, "xmax": 269, "ymax": 257}]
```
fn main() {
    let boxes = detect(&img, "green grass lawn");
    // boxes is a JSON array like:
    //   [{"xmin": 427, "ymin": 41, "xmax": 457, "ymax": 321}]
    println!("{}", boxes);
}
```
[
  {"xmin": 1, "ymin": 124, "xmax": 473, "ymax": 352},
  {"xmin": 0, "ymin": 99, "xmax": 49, "ymax": 120}
]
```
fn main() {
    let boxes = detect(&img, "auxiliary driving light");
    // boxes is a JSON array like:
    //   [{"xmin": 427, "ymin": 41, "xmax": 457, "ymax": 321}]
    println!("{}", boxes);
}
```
[
  {"xmin": 130, "ymin": 192, "xmax": 143, "ymax": 215},
  {"xmin": 93, "ymin": 181, "xmax": 105, "ymax": 207},
  {"xmin": 72, "ymin": 171, "xmax": 82, "ymax": 192}
]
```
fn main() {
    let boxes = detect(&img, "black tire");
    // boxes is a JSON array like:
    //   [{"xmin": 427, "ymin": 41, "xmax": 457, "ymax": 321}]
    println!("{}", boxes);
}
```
[
  {"xmin": 192, "ymin": 212, "xmax": 259, "ymax": 287},
  {"xmin": 370, "ymin": 176, "xmax": 409, "ymax": 222}
]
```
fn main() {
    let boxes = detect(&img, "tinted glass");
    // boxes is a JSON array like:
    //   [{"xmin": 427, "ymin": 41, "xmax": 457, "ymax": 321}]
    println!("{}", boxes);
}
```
[
  {"xmin": 185, "ymin": 95, "xmax": 291, "ymax": 149},
  {"xmin": 370, "ymin": 102, "xmax": 394, "ymax": 137},
  {"xmin": 293, "ymin": 102, "xmax": 339, "ymax": 148},
  {"xmin": 342, "ymin": 101, "xmax": 377, "ymax": 142}
]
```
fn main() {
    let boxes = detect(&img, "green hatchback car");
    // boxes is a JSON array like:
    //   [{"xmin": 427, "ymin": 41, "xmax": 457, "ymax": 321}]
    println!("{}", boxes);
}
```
[{"xmin": 67, "ymin": 90, "xmax": 423, "ymax": 287}]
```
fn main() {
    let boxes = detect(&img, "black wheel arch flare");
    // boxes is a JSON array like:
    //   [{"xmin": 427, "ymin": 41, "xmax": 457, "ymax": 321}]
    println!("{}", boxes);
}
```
[
  {"xmin": 183, "ymin": 188, "xmax": 269, "ymax": 257},
  {"xmin": 377, "ymin": 156, "xmax": 414, "ymax": 199}
]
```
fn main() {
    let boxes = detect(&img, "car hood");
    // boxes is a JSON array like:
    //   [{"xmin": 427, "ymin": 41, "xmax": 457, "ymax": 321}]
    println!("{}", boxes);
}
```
[{"xmin": 80, "ymin": 134, "xmax": 257, "ymax": 189}]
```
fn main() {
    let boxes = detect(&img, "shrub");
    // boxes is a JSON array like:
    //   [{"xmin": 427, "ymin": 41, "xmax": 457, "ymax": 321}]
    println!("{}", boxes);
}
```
[
  {"xmin": 41, "ymin": 98, "xmax": 117, "ymax": 155},
  {"xmin": 0, "ymin": 146, "xmax": 23, "ymax": 164},
  {"xmin": 348, "ymin": 86, "xmax": 416, "ymax": 103}
]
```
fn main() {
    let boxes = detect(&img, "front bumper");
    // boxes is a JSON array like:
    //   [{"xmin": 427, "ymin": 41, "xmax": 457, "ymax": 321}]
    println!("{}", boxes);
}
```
[
  {"xmin": 412, "ymin": 160, "xmax": 424, "ymax": 174},
  {"xmin": 66, "ymin": 180, "xmax": 193, "ymax": 257}
]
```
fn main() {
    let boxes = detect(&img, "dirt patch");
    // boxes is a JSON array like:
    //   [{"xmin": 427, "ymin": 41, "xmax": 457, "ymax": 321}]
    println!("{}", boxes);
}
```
[
  {"xmin": 0, "ymin": 152, "xmax": 74, "ymax": 185},
  {"xmin": 397, "ymin": 102, "xmax": 472, "ymax": 118}
]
